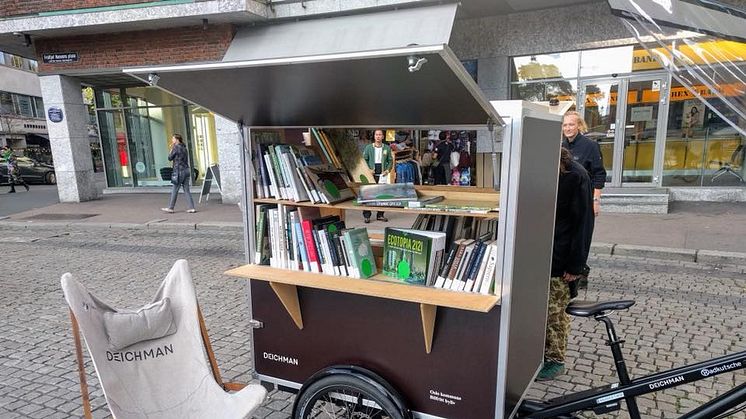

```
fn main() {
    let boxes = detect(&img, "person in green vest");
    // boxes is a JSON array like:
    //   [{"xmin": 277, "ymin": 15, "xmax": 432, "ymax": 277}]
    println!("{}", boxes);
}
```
[{"xmin": 361, "ymin": 129, "xmax": 393, "ymax": 223}]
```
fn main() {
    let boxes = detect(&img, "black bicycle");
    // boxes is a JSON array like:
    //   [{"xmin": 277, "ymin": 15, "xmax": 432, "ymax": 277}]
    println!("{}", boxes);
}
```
[{"xmin": 518, "ymin": 300, "xmax": 746, "ymax": 419}]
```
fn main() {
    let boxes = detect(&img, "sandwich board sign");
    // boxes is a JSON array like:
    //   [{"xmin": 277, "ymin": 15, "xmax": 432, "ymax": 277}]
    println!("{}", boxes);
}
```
[{"xmin": 199, "ymin": 165, "xmax": 222, "ymax": 203}]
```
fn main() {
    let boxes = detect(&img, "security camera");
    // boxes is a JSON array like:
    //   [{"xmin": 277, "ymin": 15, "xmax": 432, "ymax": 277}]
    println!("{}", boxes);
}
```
[
  {"xmin": 148, "ymin": 73, "xmax": 160, "ymax": 86},
  {"xmin": 407, "ymin": 56, "xmax": 428, "ymax": 73}
]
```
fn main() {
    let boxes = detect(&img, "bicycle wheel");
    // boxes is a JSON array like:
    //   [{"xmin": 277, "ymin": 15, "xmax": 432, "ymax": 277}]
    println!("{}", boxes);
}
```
[{"xmin": 294, "ymin": 374, "xmax": 406, "ymax": 419}]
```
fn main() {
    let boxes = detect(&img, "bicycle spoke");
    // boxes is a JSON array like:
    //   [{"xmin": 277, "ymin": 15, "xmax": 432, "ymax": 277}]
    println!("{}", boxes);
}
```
[{"xmin": 303, "ymin": 385, "xmax": 392, "ymax": 419}]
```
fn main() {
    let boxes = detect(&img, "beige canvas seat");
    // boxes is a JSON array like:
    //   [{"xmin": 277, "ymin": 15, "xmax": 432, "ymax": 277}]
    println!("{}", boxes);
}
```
[{"xmin": 61, "ymin": 259, "xmax": 266, "ymax": 419}]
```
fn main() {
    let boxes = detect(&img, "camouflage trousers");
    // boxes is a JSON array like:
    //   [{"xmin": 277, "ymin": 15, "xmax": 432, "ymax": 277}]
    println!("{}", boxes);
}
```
[{"xmin": 545, "ymin": 277, "xmax": 571, "ymax": 363}]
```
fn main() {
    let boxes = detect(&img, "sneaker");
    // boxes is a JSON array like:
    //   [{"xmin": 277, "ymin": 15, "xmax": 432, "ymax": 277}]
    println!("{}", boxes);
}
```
[
  {"xmin": 187, "ymin": 209, "xmax": 197, "ymax": 213},
  {"xmin": 161, "ymin": 207, "xmax": 174, "ymax": 213},
  {"xmin": 364, "ymin": 218, "xmax": 371, "ymax": 224},
  {"xmin": 376, "ymin": 216, "xmax": 389, "ymax": 222},
  {"xmin": 536, "ymin": 361, "xmax": 565, "ymax": 381}
]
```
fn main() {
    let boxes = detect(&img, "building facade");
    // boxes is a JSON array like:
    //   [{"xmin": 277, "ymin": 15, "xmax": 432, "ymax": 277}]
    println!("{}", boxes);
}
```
[
  {"xmin": 0, "ymin": 0, "xmax": 744, "ymax": 203},
  {"xmin": 0, "ymin": 51, "xmax": 50, "ymax": 164}
]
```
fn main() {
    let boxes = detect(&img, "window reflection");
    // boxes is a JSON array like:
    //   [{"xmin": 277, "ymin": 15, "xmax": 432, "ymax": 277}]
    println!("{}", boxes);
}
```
[
  {"xmin": 511, "ymin": 52, "xmax": 579, "ymax": 81},
  {"xmin": 662, "ymin": 81, "xmax": 745, "ymax": 186},
  {"xmin": 511, "ymin": 80, "xmax": 577, "ymax": 102}
]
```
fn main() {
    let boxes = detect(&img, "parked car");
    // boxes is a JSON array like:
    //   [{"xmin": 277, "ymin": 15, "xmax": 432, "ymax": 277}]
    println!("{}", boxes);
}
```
[{"xmin": 0, "ymin": 156, "xmax": 56, "ymax": 185}]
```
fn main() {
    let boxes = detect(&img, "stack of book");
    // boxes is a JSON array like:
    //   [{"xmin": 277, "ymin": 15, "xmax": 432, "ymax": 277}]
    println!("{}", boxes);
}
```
[
  {"xmin": 412, "ymin": 214, "xmax": 497, "ymax": 251},
  {"xmin": 382, "ymin": 228, "xmax": 447, "ymax": 286},
  {"xmin": 433, "ymin": 239, "xmax": 498, "ymax": 295},
  {"xmin": 255, "ymin": 204, "xmax": 376, "ymax": 278},
  {"xmin": 356, "ymin": 183, "xmax": 444, "ymax": 208},
  {"xmin": 253, "ymin": 142, "xmax": 355, "ymax": 204}
]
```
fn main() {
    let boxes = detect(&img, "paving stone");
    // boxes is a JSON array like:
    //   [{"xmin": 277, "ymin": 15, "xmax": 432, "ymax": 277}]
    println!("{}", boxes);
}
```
[{"xmin": 2, "ymin": 225, "xmax": 745, "ymax": 418}]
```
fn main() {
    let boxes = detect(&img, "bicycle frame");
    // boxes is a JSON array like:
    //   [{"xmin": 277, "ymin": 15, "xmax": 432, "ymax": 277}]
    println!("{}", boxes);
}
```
[
  {"xmin": 524, "ymin": 349, "xmax": 746, "ymax": 418},
  {"xmin": 520, "ymin": 301, "xmax": 746, "ymax": 419}
]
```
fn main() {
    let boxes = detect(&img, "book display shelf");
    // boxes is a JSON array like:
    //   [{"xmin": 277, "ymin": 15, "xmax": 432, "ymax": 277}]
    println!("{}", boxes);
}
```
[
  {"xmin": 253, "ymin": 184, "xmax": 500, "ymax": 219},
  {"xmin": 226, "ymin": 166, "xmax": 501, "ymax": 353}
]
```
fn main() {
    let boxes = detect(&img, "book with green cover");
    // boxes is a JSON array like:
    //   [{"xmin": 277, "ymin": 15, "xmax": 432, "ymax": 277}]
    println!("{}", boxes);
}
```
[
  {"xmin": 382, "ymin": 228, "xmax": 434, "ymax": 285},
  {"xmin": 343, "ymin": 228, "xmax": 377, "ymax": 279}
]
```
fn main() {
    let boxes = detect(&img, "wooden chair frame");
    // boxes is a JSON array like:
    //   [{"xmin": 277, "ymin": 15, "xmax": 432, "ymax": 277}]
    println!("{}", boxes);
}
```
[{"xmin": 69, "ymin": 306, "xmax": 246, "ymax": 419}]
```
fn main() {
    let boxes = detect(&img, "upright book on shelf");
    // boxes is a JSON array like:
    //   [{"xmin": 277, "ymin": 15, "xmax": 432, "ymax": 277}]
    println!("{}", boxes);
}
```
[
  {"xmin": 342, "ymin": 228, "xmax": 377, "ymax": 279},
  {"xmin": 382, "ymin": 228, "xmax": 446, "ymax": 286}
]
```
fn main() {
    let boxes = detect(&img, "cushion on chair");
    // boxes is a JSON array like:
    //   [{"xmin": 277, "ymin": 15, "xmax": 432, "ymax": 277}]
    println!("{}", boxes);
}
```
[{"xmin": 103, "ymin": 298, "xmax": 177, "ymax": 351}]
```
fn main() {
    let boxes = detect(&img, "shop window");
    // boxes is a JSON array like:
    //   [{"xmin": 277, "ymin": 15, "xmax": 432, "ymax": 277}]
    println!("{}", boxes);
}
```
[
  {"xmin": 189, "ymin": 106, "xmax": 218, "ymax": 184},
  {"xmin": 124, "ymin": 87, "xmax": 184, "ymax": 107},
  {"xmin": 95, "ymin": 88, "xmax": 123, "ymax": 109},
  {"xmin": 510, "ymin": 80, "xmax": 577, "ymax": 102},
  {"xmin": 93, "ymin": 86, "xmax": 217, "ymax": 187},
  {"xmin": 511, "ymin": 52, "xmax": 579, "ymax": 82},
  {"xmin": 98, "ymin": 109, "xmax": 132, "ymax": 187},
  {"xmin": 662, "ymin": 95, "xmax": 745, "ymax": 187},
  {"xmin": 83, "ymin": 88, "xmax": 104, "ymax": 173}
]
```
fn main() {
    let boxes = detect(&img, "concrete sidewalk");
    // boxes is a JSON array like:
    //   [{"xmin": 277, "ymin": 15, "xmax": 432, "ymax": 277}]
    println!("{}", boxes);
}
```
[{"xmin": 1, "ymin": 193, "xmax": 745, "ymax": 265}]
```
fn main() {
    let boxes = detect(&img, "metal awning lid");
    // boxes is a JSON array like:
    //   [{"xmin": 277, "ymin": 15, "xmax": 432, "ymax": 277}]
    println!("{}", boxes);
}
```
[{"xmin": 123, "ymin": 4, "xmax": 503, "ymax": 128}]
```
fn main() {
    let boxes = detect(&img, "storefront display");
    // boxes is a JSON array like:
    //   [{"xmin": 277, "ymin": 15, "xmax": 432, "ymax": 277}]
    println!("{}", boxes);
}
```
[
  {"xmin": 510, "ymin": 40, "xmax": 745, "ymax": 189},
  {"xmin": 92, "ymin": 87, "xmax": 219, "ymax": 188}
]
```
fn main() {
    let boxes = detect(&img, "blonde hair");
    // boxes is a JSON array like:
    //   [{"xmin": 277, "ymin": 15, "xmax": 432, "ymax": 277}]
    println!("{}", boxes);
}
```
[{"xmin": 563, "ymin": 111, "xmax": 588, "ymax": 134}]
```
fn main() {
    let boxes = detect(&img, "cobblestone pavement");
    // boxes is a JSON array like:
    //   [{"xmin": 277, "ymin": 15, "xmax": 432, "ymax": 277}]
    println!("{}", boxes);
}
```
[{"xmin": 0, "ymin": 226, "xmax": 744, "ymax": 418}]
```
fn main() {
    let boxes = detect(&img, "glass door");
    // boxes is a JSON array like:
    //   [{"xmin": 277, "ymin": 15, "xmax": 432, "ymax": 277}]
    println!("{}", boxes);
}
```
[
  {"xmin": 579, "ymin": 75, "xmax": 669, "ymax": 186},
  {"xmin": 620, "ymin": 76, "xmax": 668, "ymax": 185},
  {"xmin": 579, "ymin": 80, "xmax": 619, "ymax": 185}
]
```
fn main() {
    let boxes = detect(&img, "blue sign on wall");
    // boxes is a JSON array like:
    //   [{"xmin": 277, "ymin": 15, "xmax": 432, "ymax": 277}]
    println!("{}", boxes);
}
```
[{"xmin": 48, "ymin": 107, "xmax": 64, "ymax": 123}]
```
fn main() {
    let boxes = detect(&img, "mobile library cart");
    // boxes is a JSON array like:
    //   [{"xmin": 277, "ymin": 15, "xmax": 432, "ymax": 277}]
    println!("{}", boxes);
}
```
[{"xmin": 125, "ymin": 5, "xmax": 562, "ymax": 418}]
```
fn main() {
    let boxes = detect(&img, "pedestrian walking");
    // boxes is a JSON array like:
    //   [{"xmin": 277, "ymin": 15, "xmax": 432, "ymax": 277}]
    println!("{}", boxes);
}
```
[
  {"xmin": 161, "ymin": 134, "xmax": 196, "ymax": 213},
  {"xmin": 2, "ymin": 146, "xmax": 30, "ymax": 193}
]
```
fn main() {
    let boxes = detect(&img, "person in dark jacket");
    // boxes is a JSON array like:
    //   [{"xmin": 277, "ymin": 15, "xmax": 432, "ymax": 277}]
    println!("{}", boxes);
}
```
[
  {"xmin": 537, "ymin": 147, "xmax": 594, "ymax": 381},
  {"xmin": 561, "ymin": 111, "xmax": 606, "ymax": 217},
  {"xmin": 161, "ymin": 134, "xmax": 196, "ymax": 213},
  {"xmin": 432, "ymin": 131, "xmax": 454, "ymax": 185}
]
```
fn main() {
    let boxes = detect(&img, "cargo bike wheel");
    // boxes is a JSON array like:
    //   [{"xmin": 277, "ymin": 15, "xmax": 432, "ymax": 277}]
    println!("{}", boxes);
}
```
[{"xmin": 293, "ymin": 366, "xmax": 411, "ymax": 419}]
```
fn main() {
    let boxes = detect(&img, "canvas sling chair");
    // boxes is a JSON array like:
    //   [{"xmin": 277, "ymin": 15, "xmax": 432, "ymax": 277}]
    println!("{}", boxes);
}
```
[{"xmin": 61, "ymin": 259, "xmax": 267, "ymax": 419}]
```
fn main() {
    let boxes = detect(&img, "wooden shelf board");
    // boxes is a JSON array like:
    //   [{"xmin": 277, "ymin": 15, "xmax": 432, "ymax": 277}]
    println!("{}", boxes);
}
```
[
  {"xmin": 252, "ymin": 198, "xmax": 499, "ymax": 219},
  {"xmin": 225, "ymin": 264, "xmax": 500, "ymax": 313}
]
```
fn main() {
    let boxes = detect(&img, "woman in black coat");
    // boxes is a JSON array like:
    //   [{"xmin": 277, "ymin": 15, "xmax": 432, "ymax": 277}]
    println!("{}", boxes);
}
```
[{"xmin": 161, "ymin": 134, "xmax": 196, "ymax": 213}]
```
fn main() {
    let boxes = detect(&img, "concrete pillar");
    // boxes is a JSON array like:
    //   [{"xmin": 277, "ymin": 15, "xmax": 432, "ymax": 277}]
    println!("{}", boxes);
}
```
[
  {"xmin": 477, "ymin": 56, "xmax": 510, "ymax": 100},
  {"xmin": 40, "ymin": 75, "xmax": 101, "ymax": 202},
  {"xmin": 215, "ymin": 115, "xmax": 242, "ymax": 204}
]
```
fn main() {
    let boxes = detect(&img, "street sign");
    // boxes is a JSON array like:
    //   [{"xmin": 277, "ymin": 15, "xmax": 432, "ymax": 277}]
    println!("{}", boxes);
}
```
[
  {"xmin": 47, "ymin": 107, "xmax": 64, "ymax": 123},
  {"xmin": 42, "ymin": 52, "xmax": 79, "ymax": 64}
]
